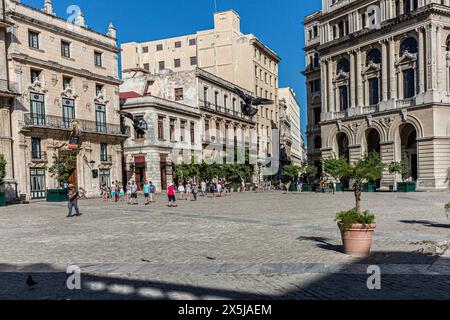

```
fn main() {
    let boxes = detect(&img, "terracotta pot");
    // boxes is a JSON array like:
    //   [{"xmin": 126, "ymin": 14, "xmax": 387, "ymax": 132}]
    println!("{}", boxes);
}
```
[{"xmin": 338, "ymin": 223, "xmax": 377, "ymax": 257}]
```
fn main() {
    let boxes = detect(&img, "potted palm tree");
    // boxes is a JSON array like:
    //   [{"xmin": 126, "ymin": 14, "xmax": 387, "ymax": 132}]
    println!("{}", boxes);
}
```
[
  {"xmin": 322, "ymin": 152, "xmax": 385, "ymax": 256},
  {"xmin": 388, "ymin": 161, "xmax": 415, "ymax": 192},
  {"xmin": 47, "ymin": 153, "xmax": 76, "ymax": 202},
  {"xmin": 0, "ymin": 154, "xmax": 6, "ymax": 206}
]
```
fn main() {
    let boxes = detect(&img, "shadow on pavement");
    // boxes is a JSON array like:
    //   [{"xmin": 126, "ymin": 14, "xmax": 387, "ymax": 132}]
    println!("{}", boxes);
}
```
[
  {"xmin": 1, "ymin": 250, "xmax": 449, "ymax": 300},
  {"xmin": 399, "ymin": 220, "xmax": 450, "ymax": 229}
]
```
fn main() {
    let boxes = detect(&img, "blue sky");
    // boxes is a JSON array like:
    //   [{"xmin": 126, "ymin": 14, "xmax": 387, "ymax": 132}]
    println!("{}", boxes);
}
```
[{"xmin": 24, "ymin": 0, "xmax": 322, "ymax": 137}]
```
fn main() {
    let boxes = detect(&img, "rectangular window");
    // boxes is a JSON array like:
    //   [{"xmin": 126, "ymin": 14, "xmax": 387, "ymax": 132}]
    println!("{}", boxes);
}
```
[
  {"xmin": 156, "ymin": 44, "xmax": 163, "ymax": 51},
  {"xmin": 31, "ymin": 138, "xmax": 41, "ymax": 159},
  {"xmin": 403, "ymin": 68, "xmax": 416, "ymax": 98},
  {"xmin": 190, "ymin": 122, "xmax": 195, "ymax": 144},
  {"xmin": 143, "ymin": 63, "xmax": 149, "ymax": 71},
  {"xmin": 99, "ymin": 169, "xmax": 111, "ymax": 188},
  {"xmin": 190, "ymin": 56, "xmax": 197, "ymax": 65},
  {"xmin": 31, "ymin": 69, "xmax": 41, "ymax": 84},
  {"xmin": 28, "ymin": 31, "xmax": 39, "ymax": 49},
  {"xmin": 158, "ymin": 116, "xmax": 164, "ymax": 140},
  {"xmin": 369, "ymin": 77, "xmax": 380, "ymax": 105},
  {"xmin": 96, "ymin": 84, "xmax": 103, "ymax": 96},
  {"xmin": 142, "ymin": 46, "xmax": 149, "ymax": 53},
  {"xmin": 100, "ymin": 143, "xmax": 108, "ymax": 162},
  {"xmin": 134, "ymin": 116, "xmax": 144, "ymax": 139},
  {"xmin": 224, "ymin": 95, "xmax": 228, "ymax": 110},
  {"xmin": 174, "ymin": 59, "xmax": 181, "ymax": 68},
  {"xmin": 61, "ymin": 40, "xmax": 71, "ymax": 58},
  {"xmin": 175, "ymin": 41, "xmax": 182, "ymax": 48},
  {"xmin": 189, "ymin": 39, "xmax": 196, "ymax": 46},
  {"xmin": 95, "ymin": 104, "xmax": 106, "ymax": 133},
  {"xmin": 203, "ymin": 87, "xmax": 208, "ymax": 105},
  {"xmin": 205, "ymin": 119, "xmax": 210, "ymax": 138},
  {"xmin": 175, "ymin": 88, "xmax": 183, "ymax": 101},
  {"xmin": 170, "ymin": 118, "xmax": 176, "ymax": 141},
  {"xmin": 94, "ymin": 51, "xmax": 103, "ymax": 67},
  {"xmin": 214, "ymin": 91, "xmax": 219, "ymax": 110},
  {"xmin": 232, "ymin": 98, "xmax": 236, "ymax": 113},
  {"xmin": 30, "ymin": 93, "xmax": 45, "ymax": 125},
  {"xmin": 62, "ymin": 76, "xmax": 72, "ymax": 90},
  {"xmin": 339, "ymin": 85, "xmax": 349, "ymax": 110},
  {"xmin": 62, "ymin": 98, "xmax": 75, "ymax": 128},
  {"xmin": 158, "ymin": 61, "xmax": 165, "ymax": 70},
  {"xmin": 180, "ymin": 120, "xmax": 186, "ymax": 142}
]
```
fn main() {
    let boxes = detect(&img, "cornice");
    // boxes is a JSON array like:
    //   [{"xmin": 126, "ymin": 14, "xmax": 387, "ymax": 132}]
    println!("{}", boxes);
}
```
[{"xmin": 10, "ymin": 53, "xmax": 122, "ymax": 86}]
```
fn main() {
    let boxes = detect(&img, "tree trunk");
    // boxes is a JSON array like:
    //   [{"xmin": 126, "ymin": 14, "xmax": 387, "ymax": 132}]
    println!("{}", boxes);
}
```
[{"xmin": 354, "ymin": 181, "xmax": 362, "ymax": 218}]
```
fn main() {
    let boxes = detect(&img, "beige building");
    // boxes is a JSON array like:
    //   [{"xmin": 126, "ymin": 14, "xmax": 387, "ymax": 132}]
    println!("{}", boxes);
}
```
[
  {"xmin": 0, "ymin": 0, "xmax": 20, "ymax": 201},
  {"xmin": 279, "ymin": 87, "xmax": 305, "ymax": 164},
  {"xmin": 5, "ymin": 0, "xmax": 126, "ymax": 200},
  {"xmin": 120, "ymin": 67, "xmax": 256, "ymax": 191},
  {"xmin": 304, "ymin": 0, "xmax": 450, "ymax": 190},
  {"xmin": 122, "ymin": 10, "xmax": 280, "ymax": 159}
]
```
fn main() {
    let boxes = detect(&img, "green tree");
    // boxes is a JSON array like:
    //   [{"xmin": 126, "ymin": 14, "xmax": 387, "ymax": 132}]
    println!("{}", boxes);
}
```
[
  {"xmin": 282, "ymin": 164, "xmax": 301, "ymax": 182},
  {"xmin": 48, "ymin": 153, "xmax": 76, "ymax": 187},
  {"xmin": 0, "ymin": 153, "xmax": 6, "ymax": 186},
  {"xmin": 388, "ymin": 161, "xmax": 410, "ymax": 182},
  {"xmin": 301, "ymin": 163, "xmax": 317, "ymax": 182},
  {"xmin": 322, "ymin": 152, "xmax": 385, "ymax": 217}
]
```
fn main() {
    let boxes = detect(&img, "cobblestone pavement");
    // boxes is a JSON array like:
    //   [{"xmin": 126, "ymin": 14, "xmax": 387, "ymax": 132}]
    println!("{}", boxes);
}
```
[{"xmin": 0, "ymin": 191, "xmax": 449, "ymax": 299}]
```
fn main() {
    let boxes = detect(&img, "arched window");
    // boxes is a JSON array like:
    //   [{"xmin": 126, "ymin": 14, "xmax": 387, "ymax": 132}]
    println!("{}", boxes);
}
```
[
  {"xmin": 337, "ymin": 58, "xmax": 350, "ymax": 73},
  {"xmin": 400, "ymin": 37, "xmax": 418, "ymax": 55},
  {"xmin": 366, "ymin": 48, "xmax": 382, "ymax": 65}
]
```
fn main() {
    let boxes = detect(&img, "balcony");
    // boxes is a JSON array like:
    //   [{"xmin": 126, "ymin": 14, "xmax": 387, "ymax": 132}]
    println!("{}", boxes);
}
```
[
  {"xmin": 100, "ymin": 155, "xmax": 113, "ymax": 165},
  {"xmin": 396, "ymin": 97, "xmax": 416, "ymax": 109},
  {"xmin": 21, "ymin": 114, "xmax": 130, "ymax": 137},
  {"xmin": 200, "ymin": 100, "xmax": 253, "ymax": 122},
  {"xmin": 31, "ymin": 151, "xmax": 48, "ymax": 164}
]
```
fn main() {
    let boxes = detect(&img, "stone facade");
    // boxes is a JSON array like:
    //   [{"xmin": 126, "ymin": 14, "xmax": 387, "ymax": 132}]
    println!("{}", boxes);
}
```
[
  {"xmin": 120, "ymin": 68, "xmax": 257, "ymax": 191},
  {"xmin": 279, "ymin": 87, "xmax": 306, "ymax": 164},
  {"xmin": 122, "ymin": 10, "xmax": 280, "ymax": 161},
  {"xmin": 304, "ymin": 0, "xmax": 450, "ymax": 190},
  {"xmin": 4, "ymin": 0, "xmax": 126, "ymax": 200}
]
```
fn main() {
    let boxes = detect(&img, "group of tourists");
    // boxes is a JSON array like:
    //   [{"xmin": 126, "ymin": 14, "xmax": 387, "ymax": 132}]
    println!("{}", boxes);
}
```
[{"xmin": 100, "ymin": 180, "xmax": 156, "ymax": 205}]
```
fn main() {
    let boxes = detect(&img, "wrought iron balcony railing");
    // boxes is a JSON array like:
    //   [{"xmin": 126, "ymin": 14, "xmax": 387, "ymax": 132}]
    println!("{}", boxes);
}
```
[
  {"xmin": 199, "ymin": 100, "xmax": 253, "ymax": 122},
  {"xmin": 22, "ymin": 114, "xmax": 130, "ymax": 137}
]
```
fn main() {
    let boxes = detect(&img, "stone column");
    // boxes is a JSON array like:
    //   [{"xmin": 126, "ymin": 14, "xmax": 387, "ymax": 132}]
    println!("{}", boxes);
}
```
[
  {"xmin": 320, "ymin": 59, "xmax": 328, "ymax": 112},
  {"xmin": 350, "ymin": 50, "xmax": 356, "ymax": 108},
  {"xmin": 381, "ymin": 40, "xmax": 389, "ymax": 101},
  {"xmin": 426, "ymin": 23, "xmax": 438, "ymax": 91},
  {"xmin": 380, "ymin": 141, "xmax": 395, "ymax": 189},
  {"xmin": 436, "ymin": 24, "xmax": 446, "ymax": 92},
  {"xmin": 418, "ymin": 26, "xmax": 425, "ymax": 93},
  {"xmin": 389, "ymin": 38, "xmax": 397, "ymax": 100},
  {"xmin": 327, "ymin": 59, "xmax": 335, "ymax": 112},
  {"xmin": 356, "ymin": 49, "xmax": 363, "ymax": 107}
]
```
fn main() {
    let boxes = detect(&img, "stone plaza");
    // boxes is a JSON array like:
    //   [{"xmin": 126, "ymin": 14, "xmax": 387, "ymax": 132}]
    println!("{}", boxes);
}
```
[{"xmin": 0, "ymin": 190, "xmax": 449, "ymax": 300}]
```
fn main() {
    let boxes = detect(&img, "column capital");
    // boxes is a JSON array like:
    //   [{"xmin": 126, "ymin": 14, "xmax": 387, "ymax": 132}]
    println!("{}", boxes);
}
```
[{"xmin": 378, "ymin": 38, "xmax": 389, "ymax": 45}]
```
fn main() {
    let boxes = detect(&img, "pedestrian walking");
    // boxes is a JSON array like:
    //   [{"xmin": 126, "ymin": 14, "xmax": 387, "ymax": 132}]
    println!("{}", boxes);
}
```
[
  {"xmin": 67, "ymin": 184, "xmax": 81, "ymax": 218},
  {"xmin": 149, "ymin": 181, "xmax": 156, "ymax": 203},
  {"xmin": 178, "ymin": 182, "xmax": 185, "ymax": 200},
  {"xmin": 143, "ymin": 180, "xmax": 150, "ymax": 205},
  {"xmin": 129, "ymin": 181, "xmax": 138, "ymax": 205},
  {"xmin": 101, "ymin": 184, "xmax": 109, "ymax": 202},
  {"xmin": 190, "ymin": 181, "xmax": 198, "ymax": 201},
  {"xmin": 167, "ymin": 182, "xmax": 177, "ymax": 207},
  {"xmin": 110, "ymin": 182, "xmax": 117, "ymax": 202},
  {"xmin": 118, "ymin": 183, "xmax": 125, "ymax": 202},
  {"xmin": 200, "ymin": 180, "xmax": 207, "ymax": 197}
]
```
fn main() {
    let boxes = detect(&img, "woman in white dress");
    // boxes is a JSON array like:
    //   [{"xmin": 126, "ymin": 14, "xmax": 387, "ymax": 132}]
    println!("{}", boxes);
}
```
[{"xmin": 178, "ymin": 182, "xmax": 185, "ymax": 200}]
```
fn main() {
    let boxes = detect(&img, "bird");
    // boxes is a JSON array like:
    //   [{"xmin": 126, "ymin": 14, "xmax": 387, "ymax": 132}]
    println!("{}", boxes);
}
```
[
  {"xmin": 118, "ymin": 111, "xmax": 149, "ymax": 135},
  {"xmin": 26, "ymin": 275, "xmax": 38, "ymax": 289},
  {"xmin": 233, "ymin": 88, "xmax": 274, "ymax": 118}
]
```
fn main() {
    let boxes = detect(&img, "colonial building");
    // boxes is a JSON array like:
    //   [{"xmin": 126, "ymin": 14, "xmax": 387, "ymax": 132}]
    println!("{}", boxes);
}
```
[
  {"xmin": 279, "ymin": 87, "xmax": 306, "ymax": 164},
  {"xmin": 120, "ymin": 67, "xmax": 257, "ymax": 191},
  {"xmin": 0, "ymin": 0, "xmax": 20, "ymax": 201},
  {"xmin": 122, "ymin": 10, "xmax": 280, "ymax": 162},
  {"xmin": 6, "ymin": 0, "xmax": 126, "ymax": 200},
  {"xmin": 304, "ymin": 0, "xmax": 450, "ymax": 190}
]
